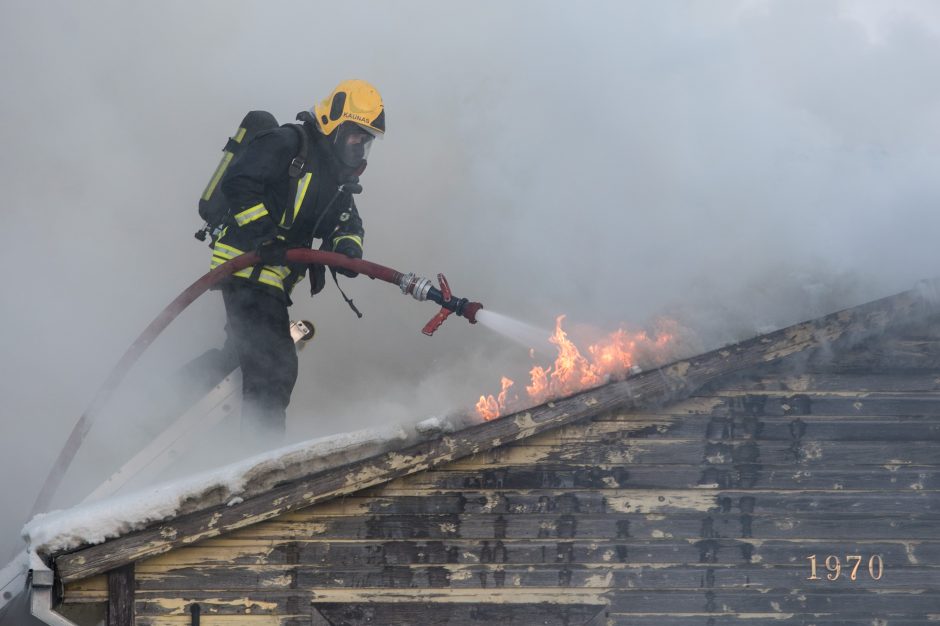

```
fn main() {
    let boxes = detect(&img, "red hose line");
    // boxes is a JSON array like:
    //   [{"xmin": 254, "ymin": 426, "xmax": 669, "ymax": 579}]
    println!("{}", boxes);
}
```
[{"xmin": 31, "ymin": 250, "xmax": 404, "ymax": 516}]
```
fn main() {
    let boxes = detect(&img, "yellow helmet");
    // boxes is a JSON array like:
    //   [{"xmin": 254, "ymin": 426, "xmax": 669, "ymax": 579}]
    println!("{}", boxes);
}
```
[{"xmin": 313, "ymin": 79, "xmax": 385, "ymax": 138}]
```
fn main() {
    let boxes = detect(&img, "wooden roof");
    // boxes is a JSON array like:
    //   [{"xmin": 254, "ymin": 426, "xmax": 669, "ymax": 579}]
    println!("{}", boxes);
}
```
[{"xmin": 51, "ymin": 282, "xmax": 936, "ymax": 583}]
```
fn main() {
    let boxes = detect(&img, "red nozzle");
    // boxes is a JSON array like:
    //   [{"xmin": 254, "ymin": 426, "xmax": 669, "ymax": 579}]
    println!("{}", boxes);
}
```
[{"xmin": 462, "ymin": 301, "xmax": 483, "ymax": 324}]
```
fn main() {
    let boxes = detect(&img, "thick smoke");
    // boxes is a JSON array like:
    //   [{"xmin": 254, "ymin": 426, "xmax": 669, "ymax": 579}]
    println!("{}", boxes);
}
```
[{"xmin": 2, "ymin": 0, "xmax": 940, "ymax": 559}]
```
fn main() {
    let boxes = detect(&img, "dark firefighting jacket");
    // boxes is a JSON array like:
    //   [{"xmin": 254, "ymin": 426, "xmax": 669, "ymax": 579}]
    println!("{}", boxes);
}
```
[{"xmin": 210, "ymin": 121, "xmax": 364, "ymax": 298}]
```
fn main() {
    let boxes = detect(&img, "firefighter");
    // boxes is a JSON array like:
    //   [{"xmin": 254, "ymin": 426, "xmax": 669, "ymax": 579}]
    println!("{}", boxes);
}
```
[{"xmin": 210, "ymin": 79, "xmax": 385, "ymax": 442}]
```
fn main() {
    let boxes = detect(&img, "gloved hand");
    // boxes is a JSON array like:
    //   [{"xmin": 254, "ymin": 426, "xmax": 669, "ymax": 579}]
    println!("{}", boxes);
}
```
[
  {"xmin": 309, "ymin": 264, "xmax": 327, "ymax": 295},
  {"xmin": 333, "ymin": 237, "xmax": 362, "ymax": 278},
  {"xmin": 256, "ymin": 239, "xmax": 289, "ymax": 266}
]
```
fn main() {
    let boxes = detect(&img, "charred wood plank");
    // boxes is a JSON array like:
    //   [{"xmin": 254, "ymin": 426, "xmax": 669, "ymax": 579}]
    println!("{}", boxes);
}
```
[
  {"xmin": 391, "ymin": 465, "xmax": 940, "ymax": 491},
  {"xmin": 818, "ymin": 337, "xmax": 940, "ymax": 372},
  {"xmin": 548, "ymin": 415, "xmax": 940, "ymax": 442},
  {"xmin": 606, "ymin": 589, "xmax": 940, "ymax": 613},
  {"xmin": 135, "ymin": 595, "xmax": 604, "ymax": 624},
  {"xmin": 444, "ymin": 440, "xmax": 940, "ymax": 467},
  {"xmin": 703, "ymin": 371, "xmax": 940, "ymax": 393},
  {"xmin": 255, "ymin": 490, "xmax": 940, "ymax": 517},
  {"xmin": 106, "ymin": 563, "xmax": 134, "ymax": 626},
  {"xmin": 592, "ymin": 393, "xmax": 940, "ymax": 419},
  {"xmin": 223, "ymin": 512, "xmax": 940, "ymax": 541},
  {"xmin": 312, "ymin": 602, "xmax": 605, "ymax": 626},
  {"xmin": 130, "ymin": 563, "xmax": 937, "ymax": 592},
  {"xmin": 607, "ymin": 616, "xmax": 933, "ymax": 626}
]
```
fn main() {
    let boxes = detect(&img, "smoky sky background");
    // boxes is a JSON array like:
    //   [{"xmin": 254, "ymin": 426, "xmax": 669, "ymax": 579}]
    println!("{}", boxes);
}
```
[{"xmin": 3, "ymin": 0, "xmax": 940, "ymax": 558}]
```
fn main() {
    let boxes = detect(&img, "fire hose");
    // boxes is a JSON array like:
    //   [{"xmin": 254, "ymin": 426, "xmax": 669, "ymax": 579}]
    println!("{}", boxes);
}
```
[{"xmin": 31, "ymin": 250, "xmax": 483, "ymax": 516}]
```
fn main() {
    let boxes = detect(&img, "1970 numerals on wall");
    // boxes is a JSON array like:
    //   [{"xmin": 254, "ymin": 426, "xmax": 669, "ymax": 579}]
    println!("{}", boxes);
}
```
[{"xmin": 806, "ymin": 554, "xmax": 884, "ymax": 581}]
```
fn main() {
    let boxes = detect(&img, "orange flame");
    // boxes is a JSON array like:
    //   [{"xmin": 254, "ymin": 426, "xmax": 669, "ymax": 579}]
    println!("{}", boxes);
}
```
[{"xmin": 477, "ymin": 316, "xmax": 678, "ymax": 420}]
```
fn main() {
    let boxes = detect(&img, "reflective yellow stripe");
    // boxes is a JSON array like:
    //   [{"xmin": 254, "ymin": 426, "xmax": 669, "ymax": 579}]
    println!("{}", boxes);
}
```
[
  {"xmin": 210, "ymin": 238, "xmax": 288, "ymax": 290},
  {"xmin": 333, "ymin": 234, "xmax": 363, "ymax": 249},
  {"xmin": 213, "ymin": 241, "xmax": 244, "ymax": 258},
  {"xmin": 281, "ymin": 173, "xmax": 312, "ymax": 228},
  {"xmin": 210, "ymin": 241, "xmax": 244, "ymax": 271},
  {"xmin": 234, "ymin": 203, "xmax": 269, "ymax": 226},
  {"xmin": 231, "ymin": 266, "xmax": 288, "ymax": 290}
]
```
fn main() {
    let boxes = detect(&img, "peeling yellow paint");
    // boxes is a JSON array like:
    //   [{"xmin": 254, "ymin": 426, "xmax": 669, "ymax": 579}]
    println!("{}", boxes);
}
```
[
  {"xmin": 884, "ymin": 461, "xmax": 909, "ymax": 471},
  {"xmin": 344, "ymin": 464, "xmax": 388, "ymax": 487},
  {"xmin": 762, "ymin": 326, "xmax": 816, "ymax": 361},
  {"xmin": 665, "ymin": 361, "xmax": 690, "ymax": 378},
  {"xmin": 583, "ymin": 571, "xmax": 614, "ymax": 587},
  {"xmin": 801, "ymin": 441, "xmax": 823, "ymax": 460},
  {"xmin": 206, "ymin": 512, "xmax": 223, "ymax": 529},
  {"xmin": 134, "ymin": 596, "xmax": 279, "ymax": 615},
  {"xmin": 784, "ymin": 375, "xmax": 811, "ymax": 392},
  {"xmin": 670, "ymin": 396, "xmax": 723, "ymax": 414}
]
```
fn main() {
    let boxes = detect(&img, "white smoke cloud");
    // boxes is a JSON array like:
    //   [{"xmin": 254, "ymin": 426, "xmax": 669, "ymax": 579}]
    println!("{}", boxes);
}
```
[{"xmin": 2, "ymin": 0, "xmax": 940, "ymax": 559}]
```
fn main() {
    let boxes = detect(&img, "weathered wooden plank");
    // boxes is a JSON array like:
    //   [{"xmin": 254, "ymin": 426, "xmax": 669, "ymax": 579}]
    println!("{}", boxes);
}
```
[
  {"xmin": 136, "ymin": 617, "xmax": 303, "ymax": 626},
  {"xmin": 550, "ymin": 415, "xmax": 940, "ymax": 443},
  {"xmin": 130, "ymin": 563, "xmax": 938, "ymax": 593},
  {"xmin": 133, "ymin": 588, "xmax": 940, "ymax": 619},
  {"xmin": 247, "ymin": 490, "xmax": 940, "ymax": 518},
  {"xmin": 606, "ymin": 589, "xmax": 940, "ymax": 613},
  {"xmin": 127, "ymin": 539, "xmax": 940, "ymax": 570},
  {"xmin": 607, "ymin": 616, "xmax": 934, "ymax": 626},
  {"xmin": 55, "ymin": 285, "xmax": 926, "ymax": 581},
  {"xmin": 704, "ymin": 371, "xmax": 940, "ymax": 393},
  {"xmin": 107, "ymin": 563, "xmax": 134, "ymax": 626},
  {"xmin": 597, "ymin": 393, "xmax": 940, "ymax": 419},
  {"xmin": 387, "ymin": 465, "xmax": 940, "ymax": 491},
  {"xmin": 443, "ymin": 440, "xmax": 940, "ymax": 468},
  {"xmin": 223, "ymin": 513, "xmax": 940, "ymax": 541},
  {"xmin": 819, "ymin": 337, "xmax": 940, "ymax": 371},
  {"xmin": 313, "ymin": 602, "xmax": 605, "ymax": 626},
  {"xmin": 140, "ymin": 591, "xmax": 605, "ymax": 626},
  {"xmin": 137, "ymin": 596, "xmax": 606, "ymax": 622}
]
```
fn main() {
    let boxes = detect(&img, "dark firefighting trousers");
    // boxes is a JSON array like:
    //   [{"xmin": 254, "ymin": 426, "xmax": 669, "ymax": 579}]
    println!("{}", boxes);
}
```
[{"xmin": 221, "ymin": 280, "xmax": 298, "ymax": 442}]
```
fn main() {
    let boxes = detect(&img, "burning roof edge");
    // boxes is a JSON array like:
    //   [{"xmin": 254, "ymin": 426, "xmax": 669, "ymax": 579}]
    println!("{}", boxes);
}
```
[{"xmin": 35, "ymin": 279, "xmax": 940, "ymax": 583}]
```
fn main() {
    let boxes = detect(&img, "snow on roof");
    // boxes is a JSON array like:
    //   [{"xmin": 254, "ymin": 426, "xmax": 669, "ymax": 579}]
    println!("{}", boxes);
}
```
[{"xmin": 23, "ymin": 425, "xmax": 408, "ymax": 557}]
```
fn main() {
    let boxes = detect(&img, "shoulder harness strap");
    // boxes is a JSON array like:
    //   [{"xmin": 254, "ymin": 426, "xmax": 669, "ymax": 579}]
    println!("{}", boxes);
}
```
[{"xmin": 282, "ymin": 123, "xmax": 309, "ymax": 231}]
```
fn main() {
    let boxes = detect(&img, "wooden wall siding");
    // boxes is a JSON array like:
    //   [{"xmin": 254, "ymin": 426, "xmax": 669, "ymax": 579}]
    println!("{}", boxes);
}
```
[
  {"xmin": 54, "ymin": 287, "xmax": 928, "ymax": 584},
  {"xmin": 59, "ymin": 315, "xmax": 940, "ymax": 624}
]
